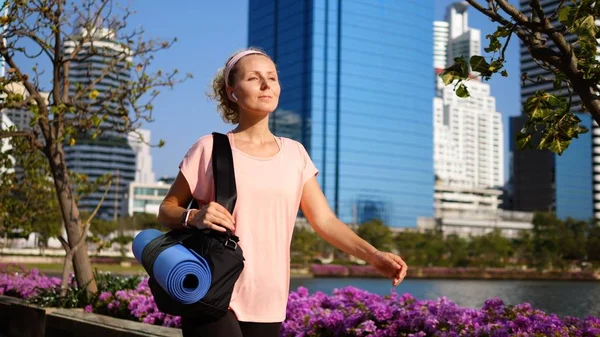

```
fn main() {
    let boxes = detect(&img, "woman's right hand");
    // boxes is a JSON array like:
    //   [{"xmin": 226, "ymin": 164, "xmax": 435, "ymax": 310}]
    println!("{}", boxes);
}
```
[{"xmin": 187, "ymin": 202, "xmax": 235, "ymax": 232}]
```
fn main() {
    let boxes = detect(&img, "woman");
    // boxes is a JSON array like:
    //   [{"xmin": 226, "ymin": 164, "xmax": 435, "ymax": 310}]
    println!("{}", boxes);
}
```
[{"xmin": 158, "ymin": 47, "xmax": 408, "ymax": 337}]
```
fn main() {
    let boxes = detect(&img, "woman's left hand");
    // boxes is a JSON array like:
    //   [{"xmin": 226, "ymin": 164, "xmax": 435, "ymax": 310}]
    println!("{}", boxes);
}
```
[{"xmin": 368, "ymin": 250, "xmax": 408, "ymax": 286}]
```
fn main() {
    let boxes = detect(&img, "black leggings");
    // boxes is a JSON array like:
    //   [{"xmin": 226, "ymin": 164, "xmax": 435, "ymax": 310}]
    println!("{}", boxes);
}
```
[{"xmin": 181, "ymin": 310, "xmax": 282, "ymax": 337}]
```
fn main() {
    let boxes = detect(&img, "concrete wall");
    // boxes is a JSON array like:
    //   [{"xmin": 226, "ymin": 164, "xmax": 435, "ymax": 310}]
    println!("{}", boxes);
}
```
[{"xmin": 0, "ymin": 296, "xmax": 181, "ymax": 337}]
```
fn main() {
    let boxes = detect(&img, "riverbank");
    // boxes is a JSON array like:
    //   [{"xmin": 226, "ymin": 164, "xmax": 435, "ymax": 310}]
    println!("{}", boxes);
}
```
[
  {"xmin": 5, "ymin": 260, "xmax": 599, "ymax": 281},
  {"xmin": 302, "ymin": 264, "xmax": 600, "ymax": 281}
]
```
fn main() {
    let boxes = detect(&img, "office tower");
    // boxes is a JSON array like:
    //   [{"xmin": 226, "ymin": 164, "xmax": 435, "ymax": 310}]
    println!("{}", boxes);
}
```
[
  {"xmin": 0, "ymin": 112, "xmax": 15, "ymax": 175},
  {"xmin": 128, "ymin": 129, "xmax": 156, "ymax": 184},
  {"xmin": 248, "ymin": 0, "xmax": 434, "ymax": 227},
  {"xmin": 63, "ymin": 21, "xmax": 136, "ymax": 220},
  {"xmin": 433, "ymin": 2, "xmax": 504, "ymax": 217}
]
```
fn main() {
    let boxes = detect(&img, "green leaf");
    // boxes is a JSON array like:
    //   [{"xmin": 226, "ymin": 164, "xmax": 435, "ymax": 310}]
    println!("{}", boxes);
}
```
[
  {"xmin": 158, "ymin": 139, "xmax": 166, "ymax": 147},
  {"xmin": 456, "ymin": 83, "xmax": 470, "ymax": 98},
  {"xmin": 440, "ymin": 57, "xmax": 469, "ymax": 85},
  {"xmin": 501, "ymin": 70, "xmax": 508, "ymax": 77},
  {"xmin": 494, "ymin": 25, "xmax": 513, "ymax": 38},
  {"xmin": 553, "ymin": 78, "xmax": 563, "ymax": 90},
  {"xmin": 524, "ymin": 92, "xmax": 557, "ymax": 119},
  {"xmin": 516, "ymin": 132, "xmax": 532, "ymax": 150},
  {"xmin": 578, "ymin": 125, "xmax": 590, "ymax": 135},
  {"xmin": 558, "ymin": 6, "xmax": 574, "ymax": 26},
  {"xmin": 549, "ymin": 137, "xmax": 571, "ymax": 155},
  {"xmin": 470, "ymin": 55, "xmax": 491, "ymax": 74},
  {"xmin": 441, "ymin": 71, "xmax": 459, "ymax": 85},
  {"xmin": 573, "ymin": 15, "xmax": 596, "ymax": 41},
  {"xmin": 91, "ymin": 115, "xmax": 101, "ymax": 128},
  {"xmin": 538, "ymin": 131, "xmax": 553, "ymax": 150},
  {"xmin": 484, "ymin": 36, "xmax": 502, "ymax": 53}
]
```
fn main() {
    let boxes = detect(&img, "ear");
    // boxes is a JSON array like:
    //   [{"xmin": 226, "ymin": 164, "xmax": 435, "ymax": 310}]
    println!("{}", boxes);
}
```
[{"xmin": 226, "ymin": 87, "xmax": 237, "ymax": 102}]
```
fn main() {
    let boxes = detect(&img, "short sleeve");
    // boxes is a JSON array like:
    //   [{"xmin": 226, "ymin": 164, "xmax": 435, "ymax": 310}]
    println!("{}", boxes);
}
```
[
  {"xmin": 297, "ymin": 142, "xmax": 319, "ymax": 184},
  {"xmin": 178, "ymin": 136, "xmax": 214, "ymax": 204}
]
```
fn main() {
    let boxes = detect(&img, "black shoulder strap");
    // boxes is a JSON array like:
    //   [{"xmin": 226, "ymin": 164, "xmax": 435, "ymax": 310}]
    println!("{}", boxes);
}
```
[
  {"xmin": 141, "ymin": 132, "xmax": 239, "ymax": 276},
  {"xmin": 211, "ymin": 132, "xmax": 237, "ymax": 215},
  {"xmin": 187, "ymin": 133, "xmax": 237, "ymax": 215}
]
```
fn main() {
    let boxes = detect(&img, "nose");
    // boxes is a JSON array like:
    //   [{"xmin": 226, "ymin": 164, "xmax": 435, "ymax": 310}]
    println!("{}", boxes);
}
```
[{"xmin": 260, "ymin": 78, "xmax": 270, "ymax": 90}]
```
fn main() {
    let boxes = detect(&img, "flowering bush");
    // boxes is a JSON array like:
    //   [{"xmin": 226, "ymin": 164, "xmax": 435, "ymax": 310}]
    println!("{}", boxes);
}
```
[
  {"xmin": 283, "ymin": 286, "xmax": 600, "ymax": 337},
  {"xmin": 1, "ymin": 264, "xmax": 599, "ymax": 336},
  {"xmin": 311, "ymin": 264, "xmax": 349, "ymax": 277},
  {"xmin": 0, "ymin": 263, "xmax": 61, "ymax": 299},
  {"xmin": 89, "ymin": 278, "xmax": 181, "ymax": 327},
  {"xmin": 348, "ymin": 265, "xmax": 379, "ymax": 277}
]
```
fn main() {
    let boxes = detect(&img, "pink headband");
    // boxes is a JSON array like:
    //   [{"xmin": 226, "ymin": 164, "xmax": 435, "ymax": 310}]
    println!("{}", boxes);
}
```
[{"xmin": 224, "ymin": 50, "xmax": 266, "ymax": 87}]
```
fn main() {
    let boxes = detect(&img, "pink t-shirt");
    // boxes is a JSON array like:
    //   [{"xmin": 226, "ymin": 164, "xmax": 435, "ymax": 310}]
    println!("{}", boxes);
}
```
[{"xmin": 178, "ymin": 132, "xmax": 318, "ymax": 323}]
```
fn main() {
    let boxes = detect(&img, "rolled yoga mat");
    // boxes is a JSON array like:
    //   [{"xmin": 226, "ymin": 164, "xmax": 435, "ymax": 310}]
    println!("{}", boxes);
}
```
[{"xmin": 133, "ymin": 229, "xmax": 212, "ymax": 304}]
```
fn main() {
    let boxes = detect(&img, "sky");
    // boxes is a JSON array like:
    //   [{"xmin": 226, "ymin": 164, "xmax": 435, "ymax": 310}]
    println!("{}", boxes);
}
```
[{"xmin": 16, "ymin": 0, "xmax": 522, "ymax": 181}]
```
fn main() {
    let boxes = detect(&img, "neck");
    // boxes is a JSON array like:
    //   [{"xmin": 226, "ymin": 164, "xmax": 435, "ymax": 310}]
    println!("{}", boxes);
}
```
[{"xmin": 233, "ymin": 112, "xmax": 272, "ymax": 142}]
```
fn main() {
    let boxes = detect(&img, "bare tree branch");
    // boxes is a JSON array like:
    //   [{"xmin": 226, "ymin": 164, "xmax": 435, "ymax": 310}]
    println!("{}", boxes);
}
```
[
  {"xmin": 0, "ymin": 130, "xmax": 44, "ymax": 150},
  {"xmin": 83, "ymin": 179, "xmax": 112, "ymax": 227},
  {"xmin": 549, "ymin": 0, "xmax": 567, "ymax": 21},
  {"xmin": 12, "ymin": 28, "xmax": 55, "ymax": 61},
  {"xmin": 530, "ymin": 0, "xmax": 547, "ymax": 26},
  {"xmin": 466, "ymin": 0, "xmax": 512, "ymax": 26},
  {"xmin": 57, "ymin": 235, "xmax": 69, "ymax": 251},
  {"xmin": 52, "ymin": 0, "xmax": 63, "ymax": 109},
  {"xmin": 495, "ymin": 0, "xmax": 541, "ymax": 30}
]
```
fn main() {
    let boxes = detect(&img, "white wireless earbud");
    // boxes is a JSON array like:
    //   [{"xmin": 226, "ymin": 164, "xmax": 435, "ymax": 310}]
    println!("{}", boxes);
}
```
[{"xmin": 232, "ymin": 93, "xmax": 238, "ymax": 102}]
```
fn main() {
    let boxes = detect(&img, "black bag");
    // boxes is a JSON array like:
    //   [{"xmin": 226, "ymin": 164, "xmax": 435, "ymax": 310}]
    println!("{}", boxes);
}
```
[{"xmin": 140, "ymin": 132, "xmax": 244, "ymax": 322}]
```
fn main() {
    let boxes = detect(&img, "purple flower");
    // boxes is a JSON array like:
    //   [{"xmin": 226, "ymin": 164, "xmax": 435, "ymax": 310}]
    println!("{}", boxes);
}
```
[
  {"xmin": 2, "ymin": 264, "xmax": 600, "ymax": 335},
  {"xmin": 98, "ymin": 291, "xmax": 112, "ymax": 301}
]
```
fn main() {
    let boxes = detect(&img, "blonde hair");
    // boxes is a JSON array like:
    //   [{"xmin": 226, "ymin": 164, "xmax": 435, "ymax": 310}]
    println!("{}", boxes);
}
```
[{"xmin": 208, "ymin": 47, "xmax": 273, "ymax": 124}]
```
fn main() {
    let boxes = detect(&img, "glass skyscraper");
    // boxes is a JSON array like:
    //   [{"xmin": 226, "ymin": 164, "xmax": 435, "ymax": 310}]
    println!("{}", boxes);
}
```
[{"xmin": 248, "ymin": 0, "xmax": 434, "ymax": 227}]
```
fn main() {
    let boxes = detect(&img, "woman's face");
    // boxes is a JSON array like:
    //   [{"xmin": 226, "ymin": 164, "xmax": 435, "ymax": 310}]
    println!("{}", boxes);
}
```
[{"xmin": 229, "ymin": 55, "xmax": 280, "ymax": 119}]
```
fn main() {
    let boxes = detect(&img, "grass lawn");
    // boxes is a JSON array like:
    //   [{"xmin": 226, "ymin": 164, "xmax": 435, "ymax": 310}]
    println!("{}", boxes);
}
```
[{"xmin": 20, "ymin": 263, "xmax": 146, "ymax": 275}]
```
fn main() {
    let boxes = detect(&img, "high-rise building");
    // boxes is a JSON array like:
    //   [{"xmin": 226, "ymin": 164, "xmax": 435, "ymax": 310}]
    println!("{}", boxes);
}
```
[
  {"xmin": 248, "ymin": 0, "xmax": 434, "ymax": 228},
  {"xmin": 434, "ymin": 77, "xmax": 504, "ymax": 189},
  {"xmin": 128, "ymin": 129, "xmax": 155, "ymax": 184},
  {"xmin": 433, "ymin": 21, "xmax": 449, "ymax": 69},
  {"xmin": 1, "ymin": 82, "xmax": 49, "ymax": 135},
  {"xmin": 0, "ymin": 112, "xmax": 15, "ymax": 175},
  {"xmin": 443, "ymin": 2, "xmax": 481, "ymax": 69},
  {"xmin": 63, "ymin": 22, "xmax": 136, "ymax": 220},
  {"xmin": 126, "ymin": 180, "xmax": 170, "ymax": 216},
  {"xmin": 510, "ymin": 0, "xmax": 596, "ymax": 221},
  {"xmin": 433, "ymin": 2, "xmax": 504, "ymax": 218}
]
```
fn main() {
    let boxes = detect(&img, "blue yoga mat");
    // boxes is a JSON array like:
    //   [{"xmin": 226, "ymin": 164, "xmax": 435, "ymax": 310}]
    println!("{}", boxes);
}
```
[{"xmin": 133, "ymin": 229, "xmax": 212, "ymax": 304}]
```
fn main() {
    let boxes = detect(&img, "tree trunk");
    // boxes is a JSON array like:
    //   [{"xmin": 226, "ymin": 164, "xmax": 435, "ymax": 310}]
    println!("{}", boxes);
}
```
[{"xmin": 46, "ymin": 142, "xmax": 97, "ymax": 294}]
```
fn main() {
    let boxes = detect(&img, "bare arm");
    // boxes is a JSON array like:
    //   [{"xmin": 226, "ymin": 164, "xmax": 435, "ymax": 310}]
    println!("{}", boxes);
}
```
[
  {"xmin": 299, "ymin": 177, "xmax": 378, "ymax": 262},
  {"xmin": 158, "ymin": 171, "xmax": 235, "ymax": 232},
  {"xmin": 300, "ymin": 177, "xmax": 407, "ymax": 285}
]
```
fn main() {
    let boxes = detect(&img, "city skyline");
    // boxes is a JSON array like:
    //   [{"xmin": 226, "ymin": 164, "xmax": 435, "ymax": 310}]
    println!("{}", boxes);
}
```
[
  {"xmin": 5, "ymin": 0, "xmax": 526, "ymax": 224},
  {"xmin": 40, "ymin": 0, "xmax": 516, "ymax": 182}
]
